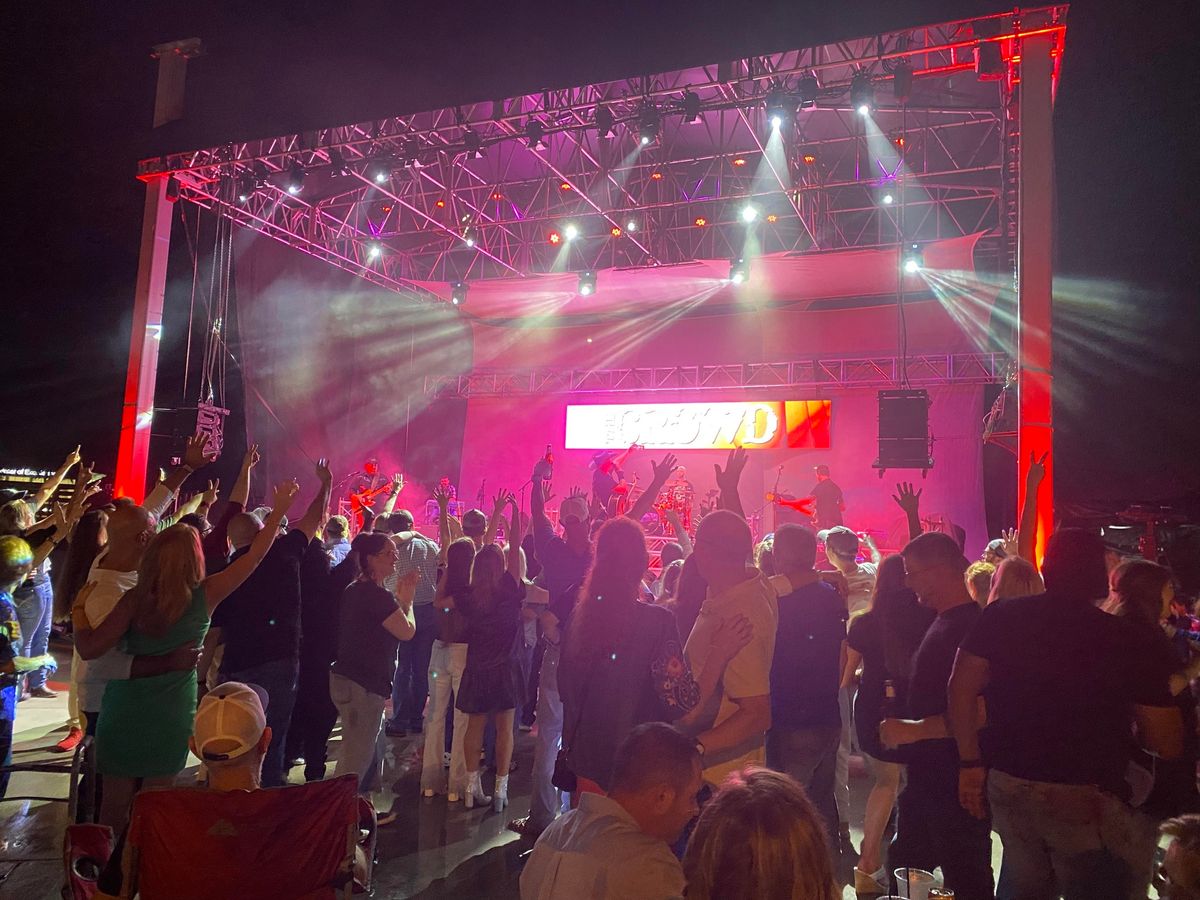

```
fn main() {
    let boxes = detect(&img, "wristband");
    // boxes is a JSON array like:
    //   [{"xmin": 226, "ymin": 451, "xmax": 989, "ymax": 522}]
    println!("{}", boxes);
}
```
[{"xmin": 958, "ymin": 759, "xmax": 986, "ymax": 769}]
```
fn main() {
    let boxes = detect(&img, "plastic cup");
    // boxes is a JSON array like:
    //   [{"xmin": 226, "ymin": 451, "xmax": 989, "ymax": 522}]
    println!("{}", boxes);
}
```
[{"xmin": 893, "ymin": 868, "xmax": 938, "ymax": 900}]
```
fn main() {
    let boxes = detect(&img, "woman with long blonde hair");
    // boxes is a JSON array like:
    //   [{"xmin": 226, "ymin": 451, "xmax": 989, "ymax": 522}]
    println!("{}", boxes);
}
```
[
  {"xmin": 74, "ymin": 481, "xmax": 299, "ymax": 831},
  {"xmin": 987, "ymin": 555, "xmax": 1045, "ymax": 604},
  {"xmin": 683, "ymin": 767, "xmax": 839, "ymax": 900}
]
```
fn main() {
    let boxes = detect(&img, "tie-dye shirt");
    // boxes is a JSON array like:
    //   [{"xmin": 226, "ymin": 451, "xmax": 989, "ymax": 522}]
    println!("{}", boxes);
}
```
[{"xmin": 0, "ymin": 590, "xmax": 21, "ymax": 721}]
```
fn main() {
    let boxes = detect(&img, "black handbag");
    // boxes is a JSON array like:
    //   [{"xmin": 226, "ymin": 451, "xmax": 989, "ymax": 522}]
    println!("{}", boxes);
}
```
[{"xmin": 551, "ymin": 747, "xmax": 578, "ymax": 793}]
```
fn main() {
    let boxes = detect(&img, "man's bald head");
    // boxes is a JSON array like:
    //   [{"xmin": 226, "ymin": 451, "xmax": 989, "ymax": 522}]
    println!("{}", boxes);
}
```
[
  {"xmin": 693, "ymin": 510, "xmax": 753, "ymax": 586},
  {"xmin": 227, "ymin": 512, "xmax": 264, "ymax": 550},
  {"xmin": 106, "ymin": 503, "xmax": 155, "ymax": 549}
]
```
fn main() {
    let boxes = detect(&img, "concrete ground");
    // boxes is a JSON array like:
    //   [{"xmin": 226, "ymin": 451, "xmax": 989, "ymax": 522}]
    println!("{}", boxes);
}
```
[{"xmin": 4, "ymin": 644, "xmax": 1009, "ymax": 899}]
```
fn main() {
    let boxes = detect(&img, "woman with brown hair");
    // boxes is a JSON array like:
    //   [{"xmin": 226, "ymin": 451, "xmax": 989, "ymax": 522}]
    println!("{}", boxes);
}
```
[
  {"xmin": 74, "ymin": 480, "xmax": 299, "ymax": 831},
  {"xmin": 559, "ymin": 516, "xmax": 750, "ymax": 802},
  {"xmin": 683, "ymin": 766, "xmax": 839, "ymax": 900}
]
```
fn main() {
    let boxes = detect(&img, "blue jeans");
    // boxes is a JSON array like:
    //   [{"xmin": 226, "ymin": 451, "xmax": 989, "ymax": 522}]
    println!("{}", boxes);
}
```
[
  {"xmin": 766, "ymin": 725, "xmax": 842, "ymax": 873},
  {"xmin": 218, "ymin": 657, "xmax": 298, "ymax": 788},
  {"xmin": 14, "ymin": 578, "xmax": 53, "ymax": 691},
  {"xmin": 529, "ymin": 644, "xmax": 566, "ymax": 830},
  {"xmin": 391, "ymin": 603, "xmax": 437, "ymax": 728}
]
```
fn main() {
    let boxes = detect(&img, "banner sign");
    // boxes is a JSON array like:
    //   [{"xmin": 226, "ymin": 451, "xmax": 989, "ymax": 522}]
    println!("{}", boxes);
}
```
[{"xmin": 564, "ymin": 400, "xmax": 831, "ymax": 450}]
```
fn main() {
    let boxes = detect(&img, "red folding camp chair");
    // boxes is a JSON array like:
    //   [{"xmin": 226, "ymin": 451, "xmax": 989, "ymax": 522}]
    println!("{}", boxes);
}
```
[{"xmin": 122, "ymin": 774, "xmax": 363, "ymax": 900}]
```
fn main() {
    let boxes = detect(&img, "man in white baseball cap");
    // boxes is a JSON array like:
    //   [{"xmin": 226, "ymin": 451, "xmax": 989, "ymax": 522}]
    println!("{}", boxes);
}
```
[{"xmin": 190, "ymin": 682, "xmax": 271, "ymax": 791}]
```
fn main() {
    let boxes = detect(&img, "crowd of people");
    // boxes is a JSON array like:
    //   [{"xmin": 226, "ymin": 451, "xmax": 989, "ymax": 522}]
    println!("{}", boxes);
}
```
[{"xmin": 2, "ymin": 440, "xmax": 1200, "ymax": 899}]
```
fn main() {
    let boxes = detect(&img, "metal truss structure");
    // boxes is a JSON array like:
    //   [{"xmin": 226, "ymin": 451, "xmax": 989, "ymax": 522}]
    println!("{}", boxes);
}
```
[
  {"xmin": 424, "ymin": 352, "xmax": 1007, "ymax": 399},
  {"xmin": 141, "ymin": 7, "xmax": 1067, "ymax": 298}
]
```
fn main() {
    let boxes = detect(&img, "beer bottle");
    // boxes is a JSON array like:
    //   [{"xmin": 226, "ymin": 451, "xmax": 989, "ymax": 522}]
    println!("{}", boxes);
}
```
[
  {"xmin": 929, "ymin": 889, "xmax": 955, "ymax": 899},
  {"xmin": 882, "ymin": 679, "xmax": 899, "ymax": 719}
]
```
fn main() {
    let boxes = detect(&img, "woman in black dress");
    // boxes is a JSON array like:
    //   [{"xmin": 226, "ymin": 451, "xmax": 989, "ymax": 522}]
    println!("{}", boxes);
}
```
[{"xmin": 451, "ymin": 491, "xmax": 524, "ymax": 811}]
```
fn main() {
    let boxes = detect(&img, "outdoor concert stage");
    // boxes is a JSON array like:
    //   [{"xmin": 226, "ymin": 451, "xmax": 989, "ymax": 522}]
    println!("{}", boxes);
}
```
[{"xmin": 118, "ymin": 8, "xmax": 1068, "ymax": 557}]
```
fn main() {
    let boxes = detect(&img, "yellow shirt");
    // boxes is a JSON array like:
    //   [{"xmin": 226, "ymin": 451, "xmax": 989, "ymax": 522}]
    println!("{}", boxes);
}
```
[{"xmin": 683, "ymin": 571, "xmax": 780, "ymax": 786}]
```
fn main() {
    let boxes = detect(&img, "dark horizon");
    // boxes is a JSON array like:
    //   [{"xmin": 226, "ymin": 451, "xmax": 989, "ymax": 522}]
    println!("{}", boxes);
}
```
[{"xmin": 5, "ymin": 0, "xmax": 1198, "ymax": 509}]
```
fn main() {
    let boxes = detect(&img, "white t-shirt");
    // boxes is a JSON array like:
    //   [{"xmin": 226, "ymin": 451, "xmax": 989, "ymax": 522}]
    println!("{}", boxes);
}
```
[{"xmin": 844, "ymin": 562, "xmax": 878, "ymax": 620}]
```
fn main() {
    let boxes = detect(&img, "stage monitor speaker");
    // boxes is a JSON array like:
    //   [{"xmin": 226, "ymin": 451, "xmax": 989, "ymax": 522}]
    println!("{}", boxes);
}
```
[{"xmin": 873, "ymin": 389, "xmax": 933, "ymax": 477}]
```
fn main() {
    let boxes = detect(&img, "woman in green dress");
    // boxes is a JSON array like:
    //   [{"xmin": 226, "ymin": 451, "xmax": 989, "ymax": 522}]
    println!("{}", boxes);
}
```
[{"xmin": 74, "ymin": 479, "xmax": 299, "ymax": 832}]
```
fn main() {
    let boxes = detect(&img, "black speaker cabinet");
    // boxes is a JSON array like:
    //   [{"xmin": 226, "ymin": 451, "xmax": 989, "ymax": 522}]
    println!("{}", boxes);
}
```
[{"xmin": 873, "ymin": 389, "xmax": 933, "ymax": 477}]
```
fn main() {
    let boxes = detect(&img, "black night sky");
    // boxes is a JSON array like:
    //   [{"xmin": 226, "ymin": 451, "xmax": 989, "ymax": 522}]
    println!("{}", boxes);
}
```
[{"xmin": 5, "ymin": 0, "xmax": 1198, "ymax": 509}]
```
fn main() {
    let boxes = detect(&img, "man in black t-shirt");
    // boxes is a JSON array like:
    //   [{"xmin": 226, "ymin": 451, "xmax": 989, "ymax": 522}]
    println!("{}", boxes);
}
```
[
  {"xmin": 949, "ymin": 529, "xmax": 1183, "ymax": 899},
  {"xmin": 212, "ymin": 461, "xmax": 332, "ymax": 787},
  {"xmin": 810, "ymin": 465, "xmax": 845, "ymax": 530},
  {"xmin": 880, "ymin": 532, "xmax": 993, "ymax": 900},
  {"xmin": 766, "ymin": 524, "xmax": 848, "ymax": 873}
]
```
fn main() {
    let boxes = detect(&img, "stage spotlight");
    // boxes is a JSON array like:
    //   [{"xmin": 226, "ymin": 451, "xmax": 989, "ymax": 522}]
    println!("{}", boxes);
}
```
[
  {"xmin": 548, "ymin": 231, "xmax": 562, "ymax": 245},
  {"xmin": 450, "ymin": 281, "xmax": 468, "ymax": 306},
  {"xmin": 694, "ymin": 216, "xmax": 707, "ymax": 227},
  {"xmin": 729, "ymin": 256, "xmax": 750, "ymax": 285},
  {"xmin": 463, "ymin": 228, "xmax": 476, "ymax": 248},
  {"xmin": 564, "ymin": 223, "xmax": 580, "ymax": 242},
  {"xmin": 882, "ymin": 193, "xmax": 895, "ymax": 205},
  {"xmin": 236, "ymin": 173, "xmax": 256, "ymax": 204},
  {"xmin": 525, "ymin": 120, "xmax": 547, "ymax": 150},
  {"xmin": 578, "ymin": 270, "xmax": 597, "ymax": 296},
  {"xmin": 731, "ymin": 157, "xmax": 747, "ymax": 167},
  {"xmin": 328, "ymin": 147, "xmax": 350, "ymax": 177},
  {"xmin": 463, "ymin": 130, "xmax": 484, "ymax": 159},
  {"xmin": 902, "ymin": 243, "xmax": 923, "ymax": 274},
  {"xmin": 594, "ymin": 105, "xmax": 615, "ymax": 138},
  {"xmin": 637, "ymin": 106, "xmax": 660, "ymax": 146},
  {"xmin": 892, "ymin": 60, "xmax": 913, "ymax": 103},
  {"xmin": 367, "ymin": 243, "xmax": 382, "ymax": 259},
  {"xmin": 625, "ymin": 219, "xmax": 638, "ymax": 232},
  {"xmin": 765, "ymin": 88, "xmax": 795, "ymax": 131},
  {"xmin": 741, "ymin": 204, "xmax": 759, "ymax": 223},
  {"xmin": 766, "ymin": 214, "xmax": 778, "ymax": 223},
  {"xmin": 402, "ymin": 138, "xmax": 424, "ymax": 168},
  {"xmin": 284, "ymin": 161, "xmax": 305, "ymax": 194},
  {"xmin": 798, "ymin": 74, "xmax": 820, "ymax": 107},
  {"xmin": 610, "ymin": 225, "xmax": 622, "ymax": 237},
  {"xmin": 365, "ymin": 156, "xmax": 392, "ymax": 184},
  {"xmin": 682, "ymin": 90, "xmax": 701, "ymax": 124},
  {"xmin": 851, "ymin": 72, "xmax": 875, "ymax": 116}
]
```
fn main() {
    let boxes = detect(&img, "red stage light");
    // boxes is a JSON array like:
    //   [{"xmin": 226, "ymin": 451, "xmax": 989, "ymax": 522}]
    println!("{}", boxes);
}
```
[
  {"xmin": 650, "ymin": 171, "xmax": 664, "ymax": 181},
  {"xmin": 435, "ymin": 199, "xmax": 446, "ymax": 208},
  {"xmin": 732, "ymin": 157, "xmax": 747, "ymax": 167},
  {"xmin": 802, "ymin": 153, "xmax": 817, "ymax": 165},
  {"xmin": 610, "ymin": 226, "xmax": 622, "ymax": 237},
  {"xmin": 548, "ymin": 231, "xmax": 562, "ymax": 245},
  {"xmin": 895, "ymin": 135, "xmax": 906, "ymax": 148},
  {"xmin": 382, "ymin": 205, "xmax": 393, "ymax": 213},
  {"xmin": 491, "ymin": 191, "xmax": 503, "ymax": 200},
  {"xmin": 559, "ymin": 182, "xmax": 572, "ymax": 191},
  {"xmin": 766, "ymin": 214, "xmax": 778, "ymax": 223},
  {"xmin": 694, "ymin": 216, "xmax": 707, "ymax": 227}
]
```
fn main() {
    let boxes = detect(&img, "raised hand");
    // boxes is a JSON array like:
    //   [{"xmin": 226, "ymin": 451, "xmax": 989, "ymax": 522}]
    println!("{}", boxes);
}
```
[
  {"xmin": 892, "ymin": 481, "xmax": 922, "ymax": 515},
  {"xmin": 399, "ymin": 568, "xmax": 421, "ymax": 590},
  {"xmin": 315, "ymin": 457, "xmax": 333, "ymax": 484},
  {"xmin": 567, "ymin": 486, "xmax": 587, "ymax": 503},
  {"xmin": 183, "ymin": 433, "xmax": 218, "ymax": 470},
  {"xmin": 63, "ymin": 445, "xmax": 82, "ymax": 470},
  {"xmin": 540, "ymin": 482, "xmax": 556, "ymax": 504},
  {"xmin": 651, "ymin": 453, "xmax": 680, "ymax": 485},
  {"xmin": 713, "ymin": 448, "xmax": 747, "ymax": 493},
  {"xmin": 200, "ymin": 479, "xmax": 220, "ymax": 507},
  {"xmin": 433, "ymin": 485, "xmax": 452, "ymax": 510},
  {"xmin": 243, "ymin": 443, "xmax": 261, "ymax": 469},
  {"xmin": 492, "ymin": 489, "xmax": 513, "ymax": 516},
  {"xmin": 1002, "ymin": 527, "xmax": 1018, "ymax": 558},
  {"xmin": 391, "ymin": 472, "xmax": 405, "ymax": 493},
  {"xmin": 1026, "ymin": 451, "xmax": 1049, "ymax": 487},
  {"xmin": 272, "ymin": 478, "xmax": 301, "ymax": 513}
]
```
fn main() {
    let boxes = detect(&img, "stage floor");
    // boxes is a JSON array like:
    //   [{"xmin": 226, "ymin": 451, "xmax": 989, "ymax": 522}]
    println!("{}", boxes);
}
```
[{"xmin": 2, "ymin": 645, "xmax": 1004, "ymax": 898}]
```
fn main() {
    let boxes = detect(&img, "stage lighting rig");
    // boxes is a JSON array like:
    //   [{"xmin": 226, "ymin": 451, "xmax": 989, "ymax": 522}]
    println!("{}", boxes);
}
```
[
  {"xmin": 327, "ymin": 147, "xmax": 350, "ymax": 177},
  {"xmin": 365, "ymin": 156, "xmax": 393, "ymax": 184},
  {"xmin": 563, "ymin": 222, "xmax": 581, "ymax": 242},
  {"xmin": 902, "ymin": 243, "xmax": 923, "ymax": 274},
  {"xmin": 798, "ymin": 75, "xmax": 820, "ymax": 107},
  {"xmin": 681, "ymin": 89, "xmax": 701, "ymax": 124},
  {"xmin": 283, "ymin": 161, "xmax": 305, "ymax": 195},
  {"xmin": 594, "ymin": 105, "xmax": 615, "ymax": 138},
  {"xmin": 402, "ymin": 138, "xmax": 425, "ymax": 168},
  {"xmin": 765, "ymin": 88, "xmax": 796, "ymax": 131},
  {"xmin": 637, "ymin": 105, "xmax": 660, "ymax": 146},
  {"xmin": 741, "ymin": 204, "xmax": 759, "ymax": 223},
  {"xmin": 578, "ymin": 270, "xmax": 597, "ymax": 296},
  {"xmin": 236, "ymin": 173, "xmax": 256, "ymax": 204},
  {"xmin": 729, "ymin": 257, "xmax": 750, "ymax": 285},
  {"xmin": 367, "ymin": 243, "xmax": 382, "ymax": 259},
  {"xmin": 525, "ymin": 120, "xmax": 547, "ymax": 150},
  {"xmin": 463, "ymin": 130, "xmax": 484, "ymax": 159},
  {"xmin": 851, "ymin": 72, "xmax": 875, "ymax": 116},
  {"xmin": 450, "ymin": 281, "xmax": 468, "ymax": 306}
]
